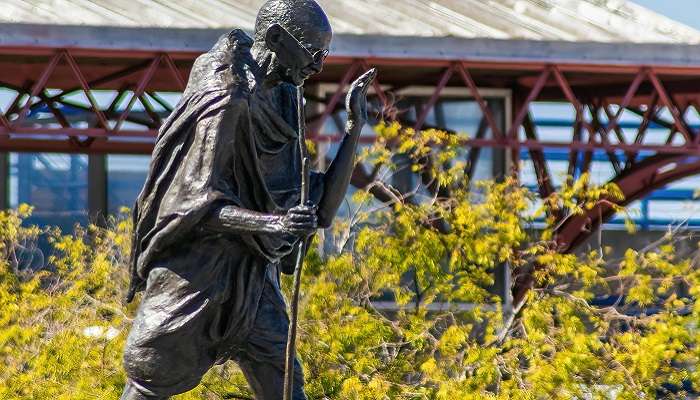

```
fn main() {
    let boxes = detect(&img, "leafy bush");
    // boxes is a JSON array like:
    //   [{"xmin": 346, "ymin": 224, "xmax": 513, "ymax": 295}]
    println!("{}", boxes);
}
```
[{"xmin": 1, "ymin": 125, "xmax": 699, "ymax": 399}]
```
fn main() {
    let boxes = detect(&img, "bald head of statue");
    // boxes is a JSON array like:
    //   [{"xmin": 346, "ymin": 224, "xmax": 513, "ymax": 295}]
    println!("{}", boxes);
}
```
[{"xmin": 252, "ymin": 0, "xmax": 333, "ymax": 87}]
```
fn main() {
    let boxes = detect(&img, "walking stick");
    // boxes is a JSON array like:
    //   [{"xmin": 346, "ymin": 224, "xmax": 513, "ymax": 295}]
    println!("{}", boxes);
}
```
[{"xmin": 284, "ymin": 86, "xmax": 311, "ymax": 400}]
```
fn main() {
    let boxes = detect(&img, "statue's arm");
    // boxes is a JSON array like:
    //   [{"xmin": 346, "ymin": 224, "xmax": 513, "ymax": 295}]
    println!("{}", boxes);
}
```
[
  {"xmin": 317, "ymin": 69, "xmax": 376, "ymax": 228},
  {"xmin": 203, "ymin": 206, "xmax": 282, "ymax": 234},
  {"xmin": 198, "ymin": 97, "xmax": 317, "ymax": 238},
  {"xmin": 202, "ymin": 205, "xmax": 317, "ymax": 236},
  {"xmin": 316, "ymin": 124, "xmax": 360, "ymax": 228}
]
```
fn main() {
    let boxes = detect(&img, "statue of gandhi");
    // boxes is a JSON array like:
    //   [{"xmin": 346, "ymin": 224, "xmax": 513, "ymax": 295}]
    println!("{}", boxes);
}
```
[{"xmin": 120, "ymin": 1, "xmax": 375, "ymax": 398}]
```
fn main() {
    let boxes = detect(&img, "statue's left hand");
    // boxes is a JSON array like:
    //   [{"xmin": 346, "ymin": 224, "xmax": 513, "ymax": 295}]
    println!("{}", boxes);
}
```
[{"xmin": 345, "ymin": 68, "xmax": 377, "ymax": 135}]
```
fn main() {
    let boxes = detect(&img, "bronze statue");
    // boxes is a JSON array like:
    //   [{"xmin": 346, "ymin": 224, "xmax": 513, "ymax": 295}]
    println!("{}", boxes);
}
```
[{"xmin": 120, "ymin": 0, "xmax": 376, "ymax": 399}]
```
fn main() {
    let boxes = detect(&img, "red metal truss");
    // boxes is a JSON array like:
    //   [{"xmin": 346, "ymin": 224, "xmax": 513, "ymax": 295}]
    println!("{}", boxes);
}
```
[
  {"xmin": 3, "ymin": 43, "xmax": 700, "ymax": 310},
  {"xmin": 1, "ymin": 48, "xmax": 699, "ymax": 151},
  {"xmin": 557, "ymin": 154, "xmax": 700, "ymax": 252},
  {"xmin": 455, "ymin": 63, "xmax": 503, "ymax": 139},
  {"xmin": 3, "ymin": 46, "xmax": 700, "ymax": 250},
  {"xmin": 310, "ymin": 62, "xmax": 360, "ymax": 137}
]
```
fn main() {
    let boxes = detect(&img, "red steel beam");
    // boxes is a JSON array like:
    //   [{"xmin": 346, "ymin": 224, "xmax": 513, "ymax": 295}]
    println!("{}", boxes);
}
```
[
  {"xmin": 456, "ymin": 62, "xmax": 503, "ymax": 139},
  {"xmin": 522, "ymin": 114, "xmax": 556, "ymax": 200},
  {"xmin": 0, "ymin": 109, "xmax": 9, "ymax": 130},
  {"xmin": 14, "ymin": 52, "xmax": 62, "ymax": 125},
  {"xmin": 0, "ymin": 127, "xmax": 156, "ymax": 138},
  {"xmin": 162, "ymin": 53, "xmax": 187, "ymax": 91},
  {"xmin": 310, "ymin": 61, "xmax": 360, "ymax": 137},
  {"xmin": 556, "ymin": 154, "xmax": 700, "ymax": 252},
  {"xmin": 312, "ymin": 134, "xmax": 700, "ymax": 155},
  {"xmin": 414, "ymin": 66, "xmax": 454, "ymax": 131},
  {"xmin": 511, "ymin": 153, "xmax": 700, "ymax": 306},
  {"xmin": 588, "ymin": 103, "xmax": 621, "ymax": 175},
  {"xmin": 63, "ymin": 50, "xmax": 110, "ymax": 129},
  {"xmin": 359, "ymin": 60, "xmax": 388, "ymax": 109},
  {"xmin": 0, "ymin": 137, "xmax": 154, "ymax": 154},
  {"xmin": 606, "ymin": 68, "xmax": 647, "ymax": 135},
  {"xmin": 113, "ymin": 55, "xmax": 163, "ymax": 132},
  {"xmin": 648, "ymin": 70, "xmax": 694, "ymax": 143},
  {"xmin": 508, "ymin": 68, "xmax": 551, "ymax": 139}
]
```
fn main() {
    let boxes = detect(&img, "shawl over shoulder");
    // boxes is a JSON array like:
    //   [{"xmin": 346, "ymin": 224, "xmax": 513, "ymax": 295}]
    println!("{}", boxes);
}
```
[{"xmin": 126, "ymin": 30, "xmax": 319, "ymax": 302}]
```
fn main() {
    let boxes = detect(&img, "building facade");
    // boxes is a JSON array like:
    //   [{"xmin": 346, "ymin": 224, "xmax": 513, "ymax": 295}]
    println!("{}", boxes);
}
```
[{"xmin": 0, "ymin": 0, "xmax": 699, "ymax": 248}]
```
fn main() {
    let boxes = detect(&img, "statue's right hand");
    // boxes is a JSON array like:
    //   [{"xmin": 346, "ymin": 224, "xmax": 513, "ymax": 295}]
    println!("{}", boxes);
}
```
[
  {"xmin": 278, "ymin": 204, "xmax": 318, "ymax": 237},
  {"xmin": 345, "ymin": 68, "xmax": 377, "ymax": 134}
]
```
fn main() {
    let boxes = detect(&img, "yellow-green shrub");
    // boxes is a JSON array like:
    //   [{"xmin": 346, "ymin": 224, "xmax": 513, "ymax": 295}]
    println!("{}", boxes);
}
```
[{"xmin": 1, "ymin": 125, "xmax": 699, "ymax": 399}]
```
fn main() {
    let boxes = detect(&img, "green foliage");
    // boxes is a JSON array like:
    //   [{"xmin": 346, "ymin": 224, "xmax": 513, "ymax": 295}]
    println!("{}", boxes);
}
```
[
  {"xmin": 1, "ymin": 123, "xmax": 699, "ymax": 399},
  {"xmin": 0, "ymin": 207, "xmax": 130, "ymax": 399}
]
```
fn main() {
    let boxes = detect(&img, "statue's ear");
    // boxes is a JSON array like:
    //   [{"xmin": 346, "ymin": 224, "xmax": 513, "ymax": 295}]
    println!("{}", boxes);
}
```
[
  {"xmin": 264, "ymin": 23, "xmax": 313, "ymax": 70},
  {"xmin": 265, "ymin": 23, "xmax": 284, "ymax": 52}
]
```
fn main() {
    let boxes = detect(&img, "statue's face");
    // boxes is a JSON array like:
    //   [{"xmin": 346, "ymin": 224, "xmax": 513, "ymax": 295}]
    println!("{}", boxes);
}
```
[{"xmin": 265, "ymin": 23, "xmax": 331, "ymax": 86}]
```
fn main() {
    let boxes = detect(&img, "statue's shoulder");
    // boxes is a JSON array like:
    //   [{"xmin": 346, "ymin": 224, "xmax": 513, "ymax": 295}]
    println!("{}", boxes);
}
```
[
  {"xmin": 210, "ymin": 29, "xmax": 254, "ymax": 61},
  {"xmin": 184, "ymin": 29, "xmax": 256, "ymax": 98}
]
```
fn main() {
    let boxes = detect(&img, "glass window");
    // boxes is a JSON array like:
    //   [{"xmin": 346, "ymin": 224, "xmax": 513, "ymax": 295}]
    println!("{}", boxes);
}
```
[
  {"xmin": 649, "ymin": 200, "xmax": 700, "ymax": 224},
  {"xmin": 9, "ymin": 153, "xmax": 88, "ymax": 231},
  {"xmin": 107, "ymin": 155, "xmax": 150, "ymax": 215}
]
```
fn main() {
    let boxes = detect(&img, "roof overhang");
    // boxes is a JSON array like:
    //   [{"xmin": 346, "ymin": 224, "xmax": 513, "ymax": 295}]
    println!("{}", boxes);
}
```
[{"xmin": 2, "ymin": 23, "xmax": 700, "ymax": 68}]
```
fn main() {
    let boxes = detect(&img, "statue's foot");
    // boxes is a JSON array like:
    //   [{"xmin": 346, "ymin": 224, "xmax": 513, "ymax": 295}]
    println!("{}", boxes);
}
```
[{"xmin": 120, "ymin": 381, "xmax": 168, "ymax": 400}]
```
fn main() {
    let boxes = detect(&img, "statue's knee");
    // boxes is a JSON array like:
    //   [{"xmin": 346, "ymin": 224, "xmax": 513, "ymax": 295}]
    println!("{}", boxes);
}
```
[
  {"xmin": 123, "ymin": 341, "xmax": 204, "ymax": 396},
  {"xmin": 123, "ymin": 343, "xmax": 164, "ymax": 383}
]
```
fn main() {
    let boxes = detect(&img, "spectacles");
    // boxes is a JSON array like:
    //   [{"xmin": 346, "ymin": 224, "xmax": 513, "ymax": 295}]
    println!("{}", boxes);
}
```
[
  {"xmin": 308, "ymin": 48, "xmax": 329, "ymax": 66},
  {"xmin": 275, "ymin": 24, "xmax": 329, "ymax": 68}
]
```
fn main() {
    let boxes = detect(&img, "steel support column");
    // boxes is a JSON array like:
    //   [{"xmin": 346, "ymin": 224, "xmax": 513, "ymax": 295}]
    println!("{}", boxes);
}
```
[
  {"xmin": 0, "ymin": 153, "xmax": 7, "ymax": 210},
  {"xmin": 88, "ymin": 154, "xmax": 107, "ymax": 226}
]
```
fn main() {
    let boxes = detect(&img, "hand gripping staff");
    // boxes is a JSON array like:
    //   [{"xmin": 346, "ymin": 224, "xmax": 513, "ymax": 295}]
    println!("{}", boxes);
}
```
[{"xmin": 284, "ymin": 86, "xmax": 311, "ymax": 400}]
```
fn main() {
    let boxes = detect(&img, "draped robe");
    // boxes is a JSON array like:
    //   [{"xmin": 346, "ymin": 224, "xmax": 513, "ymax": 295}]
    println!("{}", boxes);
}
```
[{"xmin": 125, "ymin": 29, "xmax": 323, "ymax": 351}]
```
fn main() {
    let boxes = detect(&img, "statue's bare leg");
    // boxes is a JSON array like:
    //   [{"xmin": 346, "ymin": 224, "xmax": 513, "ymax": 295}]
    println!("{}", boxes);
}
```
[
  {"xmin": 234, "ymin": 276, "xmax": 307, "ymax": 400},
  {"xmin": 238, "ymin": 356, "xmax": 306, "ymax": 400}
]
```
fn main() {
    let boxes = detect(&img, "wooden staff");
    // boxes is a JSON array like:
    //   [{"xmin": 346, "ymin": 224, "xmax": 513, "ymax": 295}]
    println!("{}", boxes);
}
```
[{"xmin": 284, "ymin": 86, "xmax": 311, "ymax": 400}]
